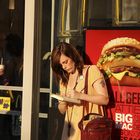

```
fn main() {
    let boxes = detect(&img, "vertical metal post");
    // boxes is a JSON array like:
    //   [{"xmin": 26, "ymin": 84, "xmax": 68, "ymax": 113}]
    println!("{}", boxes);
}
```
[
  {"xmin": 21, "ymin": 0, "xmax": 35, "ymax": 139},
  {"xmin": 21, "ymin": 0, "xmax": 42, "ymax": 139},
  {"xmin": 49, "ymin": 0, "xmax": 55, "ymax": 108}
]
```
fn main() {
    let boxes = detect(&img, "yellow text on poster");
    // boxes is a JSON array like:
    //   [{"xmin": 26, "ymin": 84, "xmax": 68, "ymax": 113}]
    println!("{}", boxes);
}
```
[{"xmin": 0, "ymin": 97, "xmax": 10, "ymax": 111}]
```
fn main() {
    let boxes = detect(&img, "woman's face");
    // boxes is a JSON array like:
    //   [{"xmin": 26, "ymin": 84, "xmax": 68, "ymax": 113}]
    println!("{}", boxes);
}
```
[{"xmin": 60, "ymin": 54, "xmax": 75, "ymax": 74}]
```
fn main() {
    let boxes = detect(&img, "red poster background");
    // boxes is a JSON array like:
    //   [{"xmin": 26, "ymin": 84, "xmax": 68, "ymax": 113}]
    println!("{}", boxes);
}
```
[
  {"xmin": 85, "ymin": 29, "xmax": 140, "ymax": 64},
  {"xmin": 85, "ymin": 29, "xmax": 140, "ymax": 140}
]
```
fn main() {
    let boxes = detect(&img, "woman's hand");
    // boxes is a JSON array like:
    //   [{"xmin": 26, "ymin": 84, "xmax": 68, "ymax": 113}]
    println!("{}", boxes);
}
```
[
  {"xmin": 66, "ymin": 89, "xmax": 81, "ymax": 99},
  {"xmin": 58, "ymin": 101, "xmax": 67, "ymax": 114}
]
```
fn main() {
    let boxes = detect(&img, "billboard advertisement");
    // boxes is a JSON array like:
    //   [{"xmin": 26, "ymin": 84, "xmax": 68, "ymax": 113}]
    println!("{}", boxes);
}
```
[{"xmin": 85, "ymin": 29, "xmax": 140, "ymax": 140}]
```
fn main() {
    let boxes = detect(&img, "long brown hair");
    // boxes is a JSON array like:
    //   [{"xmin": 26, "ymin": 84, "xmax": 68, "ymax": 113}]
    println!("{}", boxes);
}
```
[{"xmin": 51, "ymin": 42, "xmax": 84, "ymax": 86}]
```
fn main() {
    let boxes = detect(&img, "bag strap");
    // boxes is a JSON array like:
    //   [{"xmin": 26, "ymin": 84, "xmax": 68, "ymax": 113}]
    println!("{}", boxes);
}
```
[
  {"xmin": 83, "ymin": 65, "xmax": 107, "ymax": 117},
  {"xmin": 84, "ymin": 66, "xmax": 90, "ymax": 95},
  {"xmin": 83, "ymin": 66, "xmax": 92, "ymax": 116}
]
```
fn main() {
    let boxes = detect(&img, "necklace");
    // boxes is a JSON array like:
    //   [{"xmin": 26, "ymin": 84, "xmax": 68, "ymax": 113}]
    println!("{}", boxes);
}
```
[
  {"xmin": 66, "ymin": 74, "xmax": 78, "ymax": 137},
  {"xmin": 67, "ymin": 106, "xmax": 74, "ymax": 137},
  {"xmin": 66, "ymin": 72, "xmax": 83, "ymax": 137}
]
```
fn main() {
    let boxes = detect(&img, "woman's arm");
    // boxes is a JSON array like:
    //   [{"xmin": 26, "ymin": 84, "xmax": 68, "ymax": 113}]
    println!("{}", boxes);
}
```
[
  {"xmin": 67, "ymin": 78, "xmax": 109, "ymax": 105},
  {"xmin": 58, "ymin": 82, "xmax": 68, "ymax": 114},
  {"xmin": 79, "ymin": 78, "xmax": 109, "ymax": 105},
  {"xmin": 80, "ymin": 65, "xmax": 109, "ymax": 105}
]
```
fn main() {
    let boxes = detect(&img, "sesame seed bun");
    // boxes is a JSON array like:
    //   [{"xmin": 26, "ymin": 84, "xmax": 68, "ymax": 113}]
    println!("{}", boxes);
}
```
[{"xmin": 101, "ymin": 37, "xmax": 140, "ymax": 54}]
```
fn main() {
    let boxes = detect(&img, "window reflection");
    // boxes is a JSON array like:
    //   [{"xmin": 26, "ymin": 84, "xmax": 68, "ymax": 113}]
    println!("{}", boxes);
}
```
[
  {"xmin": 122, "ymin": 0, "xmax": 140, "ymax": 21},
  {"xmin": 4, "ymin": 33, "xmax": 23, "ymax": 86}
]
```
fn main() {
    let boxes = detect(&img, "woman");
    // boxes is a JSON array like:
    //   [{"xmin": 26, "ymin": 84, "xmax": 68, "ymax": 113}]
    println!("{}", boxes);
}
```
[{"xmin": 51, "ymin": 42, "xmax": 109, "ymax": 140}]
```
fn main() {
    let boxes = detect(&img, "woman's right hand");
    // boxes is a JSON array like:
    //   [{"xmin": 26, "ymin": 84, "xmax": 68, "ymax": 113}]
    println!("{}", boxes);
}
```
[{"xmin": 58, "ymin": 101, "xmax": 67, "ymax": 114}]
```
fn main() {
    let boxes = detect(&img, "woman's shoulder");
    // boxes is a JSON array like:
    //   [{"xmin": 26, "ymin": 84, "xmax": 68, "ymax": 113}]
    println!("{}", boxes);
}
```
[
  {"xmin": 83, "ymin": 65, "xmax": 100, "ymax": 78},
  {"xmin": 84, "ymin": 64, "xmax": 99, "ymax": 71},
  {"xmin": 84, "ymin": 65, "xmax": 102, "ymax": 80},
  {"xmin": 87, "ymin": 65, "xmax": 101, "ymax": 77}
]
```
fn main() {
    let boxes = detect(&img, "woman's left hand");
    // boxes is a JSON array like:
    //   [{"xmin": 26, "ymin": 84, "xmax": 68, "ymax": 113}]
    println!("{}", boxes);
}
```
[{"xmin": 66, "ymin": 89, "xmax": 81, "ymax": 99}]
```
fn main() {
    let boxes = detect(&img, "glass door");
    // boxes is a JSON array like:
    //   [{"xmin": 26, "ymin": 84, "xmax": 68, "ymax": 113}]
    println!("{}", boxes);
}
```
[
  {"xmin": 21, "ymin": 0, "xmax": 53, "ymax": 140},
  {"xmin": 0, "ymin": 0, "xmax": 53, "ymax": 140},
  {"xmin": 0, "ymin": 0, "xmax": 24, "ymax": 140}
]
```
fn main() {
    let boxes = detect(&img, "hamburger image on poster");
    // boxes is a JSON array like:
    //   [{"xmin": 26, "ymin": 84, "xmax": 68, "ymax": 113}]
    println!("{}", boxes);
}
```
[{"xmin": 97, "ymin": 37, "xmax": 140, "ymax": 87}]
